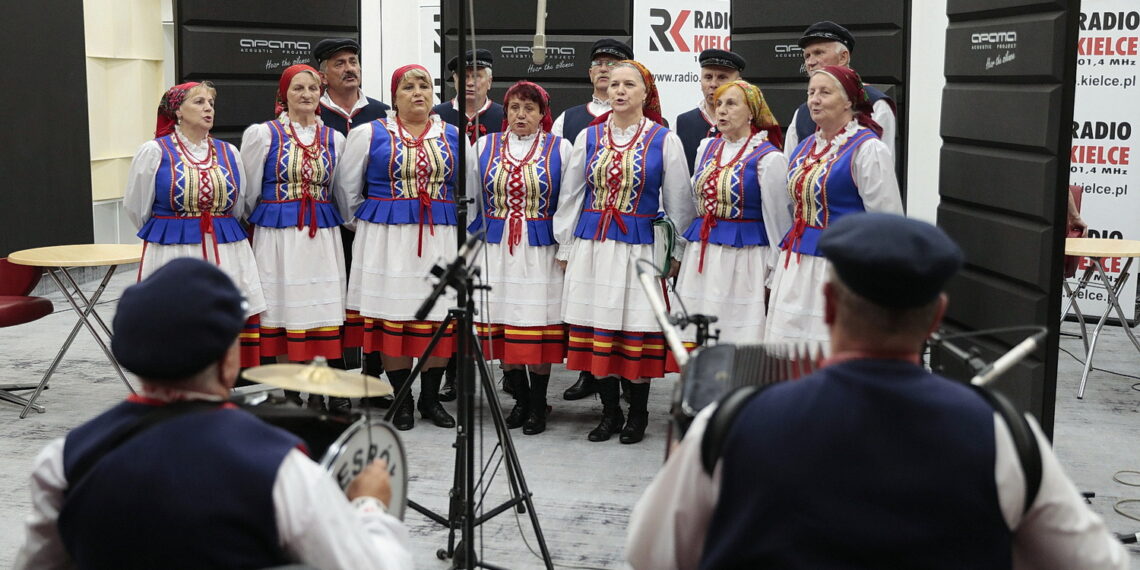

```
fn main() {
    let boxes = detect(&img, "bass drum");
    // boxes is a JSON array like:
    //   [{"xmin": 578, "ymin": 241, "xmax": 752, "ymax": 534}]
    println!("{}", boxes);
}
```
[{"xmin": 319, "ymin": 418, "xmax": 409, "ymax": 520}]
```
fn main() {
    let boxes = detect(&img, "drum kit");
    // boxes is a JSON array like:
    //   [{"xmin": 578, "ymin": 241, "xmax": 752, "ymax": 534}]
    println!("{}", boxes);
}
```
[{"xmin": 238, "ymin": 359, "xmax": 409, "ymax": 519}]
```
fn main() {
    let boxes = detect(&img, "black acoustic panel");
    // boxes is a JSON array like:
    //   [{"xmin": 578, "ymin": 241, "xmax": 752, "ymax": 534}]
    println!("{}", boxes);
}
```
[
  {"xmin": 732, "ymin": 29, "xmax": 905, "ymax": 82},
  {"xmin": 933, "ymin": 327, "xmax": 1044, "ymax": 415},
  {"xmin": 179, "ymin": 0, "xmax": 357, "ymax": 29},
  {"xmin": 205, "ymin": 79, "xmax": 279, "ymax": 134},
  {"xmin": 944, "ymin": 269, "xmax": 1050, "ymax": 335},
  {"xmin": 442, "ymin": 0, "xmax": 632, "ymax": 35},
  {"xmin": 527, "ymin": 85, "xmax": 595, "ymax": 120},
  {"xmin": 181, "ymin": 28, "xmax": 339, "ymax": 79},
  {"xmin": 948, "ymin": 0, "xmax": 1066, "ymax": 19},
  {"xmin": 939, "ymin": 145, "xmax": 1057, "ymax": 219},
  {"xmin": 441, "ymin": 36, "xmax": 617, "ymax": 82},
  {"xmin": 1, "ymin": 0, "xmax": 93, "ymax": 255},
  {"xmin": 939, "ymin": 204, "xmax": 1055, "ymax": 287},
  {"xmin": 940, "ymin": 84, "xmax": 1061, "ymax": 151},
  {"xmin": 732, "ymin": 0, "xmax": 905, "ymax": 31},
  {"xmin": 945, "ymin": 11, "xmax": 1066, "ymax": 81}
]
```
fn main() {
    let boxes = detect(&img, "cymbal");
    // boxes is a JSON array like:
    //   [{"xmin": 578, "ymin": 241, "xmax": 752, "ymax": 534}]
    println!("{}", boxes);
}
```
[{"xmin": 242, "ymin": 363, "xmax": 393, "ymax": 398}]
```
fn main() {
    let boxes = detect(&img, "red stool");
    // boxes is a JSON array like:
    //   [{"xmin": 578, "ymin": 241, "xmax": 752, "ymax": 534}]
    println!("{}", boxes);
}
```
[{"xmin": 0, "ymin": 258, "xmax": 54, "ymax": 412}]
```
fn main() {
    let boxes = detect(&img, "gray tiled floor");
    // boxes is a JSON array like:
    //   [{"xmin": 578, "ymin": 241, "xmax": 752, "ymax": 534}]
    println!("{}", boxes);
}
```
[{"xmin": 1, "ymin": 267, "xmax": 1138, "ymax": 568}]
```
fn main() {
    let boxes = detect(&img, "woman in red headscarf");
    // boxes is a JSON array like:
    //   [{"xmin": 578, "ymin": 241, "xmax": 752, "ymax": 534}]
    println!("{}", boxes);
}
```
[
  {"xmin": 334, "ymin": 64, "xmax": 471, "ymax": 431},
  {"xmin": 554, "ymin": 61, "xmax": 696, "ymax": 444},
  {"xmin": 675, "ymin": 80, "xmax": 790, "ymax": 346},
  {"xmin": 124, "ymin": 82, "xmax": 266, "ymax": 367},
  {"xmin": 467, "ymin": 81, "xmax": 571, "ymax": 435},
  {"xmin": 239, "ymin": 65, "xmax": 351, "ymax": 404},
  {"xmin": 764, "ymin": 66, "xmax": 902, "ymax": 350}
]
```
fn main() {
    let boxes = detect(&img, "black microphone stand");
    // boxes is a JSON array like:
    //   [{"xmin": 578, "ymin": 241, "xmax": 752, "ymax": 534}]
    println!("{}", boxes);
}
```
[{"xmin": 390, "ymin": 243, "xmax": 554, "ymax": 570}]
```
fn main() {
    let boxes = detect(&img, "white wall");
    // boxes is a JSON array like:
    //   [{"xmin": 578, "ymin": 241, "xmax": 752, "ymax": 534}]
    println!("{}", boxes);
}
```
[
  {"xmin": 364, "ymin": 0, "xmax": 434, "ymax": 106},
  {"xmin": 905, "ymin": 0, "xmax": 948, "ymax": 223}
]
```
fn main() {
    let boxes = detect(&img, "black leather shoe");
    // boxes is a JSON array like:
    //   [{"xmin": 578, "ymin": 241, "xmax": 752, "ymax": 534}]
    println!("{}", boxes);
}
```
[
  {"xmin": 327, "ymin": 397, "xmax": 351, "ymax": 415},
  {"xmin": 419, "ymin": 401, "xmax": 456, "ymax": 428},
  {"xmin": 619, "ymin": 413, "xmax": 648, "ymax": 444},
  {"xmin": 506, "ymin": 402, "xmax": 529, "ymax": 429},
  {"xmin": 306, "ymin": 394, "xmax": 327, "ymax": 412},
  {"xmin": 364, "ymin": 396, "xmax": 393, "ymax": 409},
  {"xmin": 393, "ymin": 398, "xmax": 414, "ymax": 431},
  {"xmin": 523, "ymin": 406, "xmax": 550, "ymax": 435},
  {"xmin": 439, "ymin": 377, "xmax": 457, "ymax": 402},
  {"xmin": 587, "ymin": 409, "xmax": 625, "ymax": 442},
  {"xmin": 563, "ymin": 371, "xmax": 598, "ymax": 401}
]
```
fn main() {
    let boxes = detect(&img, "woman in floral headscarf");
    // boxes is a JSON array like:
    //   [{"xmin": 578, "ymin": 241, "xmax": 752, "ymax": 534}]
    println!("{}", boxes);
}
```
[
  {"xmin": 239, "ymin": 65, "xmax": 352, "ymax": 408},
  {"xmin": 674, "ymin": 80, "xmax": 790, "ymax": 346},
  {"xmin": 468, "ymin": 80, "xmax": 571, "ymax": 436},
  {"xmin": 764, "ymin": 66, "xmax": 902, "ymax": 350},
  {"xmin": 124, "ymin": 81, "xmax": 266, "ymax": 367},
  {"xmin": 553, "ymin": 60, "xmax": 696, "ymax": 445}
]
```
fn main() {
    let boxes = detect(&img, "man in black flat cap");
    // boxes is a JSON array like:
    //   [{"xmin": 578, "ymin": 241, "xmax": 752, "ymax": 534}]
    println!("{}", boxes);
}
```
[
  {"xmin": 626, "ymin": 213, "xmax": 1127, "ymax": 569},
  {"xmin": 675, "ymin": 49, "xmax": 746, "ymax": 174},
  {"xmin": 433, "ymin": 48, "xmax": 505, "ymax": 144},
  {"xmin": 313, "ymin": 38, "xmax": 391, "ymax": 136},
  {"xmin": 784, "ymin": 21, "xmax": 897, "ymax": 157},
  {"xmin": 14, "ymin": 258, "xmax": 412, "ymax": 570},
  {"xmin": 551, "ymin": 38, "xmax": 634, "ymax": 145}
]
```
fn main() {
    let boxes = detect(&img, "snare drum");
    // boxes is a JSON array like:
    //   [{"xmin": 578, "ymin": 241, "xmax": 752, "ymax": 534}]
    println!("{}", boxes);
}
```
[{"xmin": 321, "ymin": 418, "xmax": 409, "ymax": 520}]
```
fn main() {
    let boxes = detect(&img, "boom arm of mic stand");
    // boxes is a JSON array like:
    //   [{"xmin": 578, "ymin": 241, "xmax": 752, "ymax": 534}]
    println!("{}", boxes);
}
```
[
  {"xmin": 636, "ymin": 267, "xmax": 689, "ymax": 368},
  {"xmin": 414, "ymin": 232, "xmax": 485, "ymax": 321},
  {"xmin": 971, "ymin": 331, "xmax": 1047, "ymax": 386}
]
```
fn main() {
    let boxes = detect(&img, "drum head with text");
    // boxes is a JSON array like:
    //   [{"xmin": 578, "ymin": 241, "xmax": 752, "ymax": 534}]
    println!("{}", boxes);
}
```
[{"xmin": 319, "ymin": 418, "xmax": 408, "ymax": 520}]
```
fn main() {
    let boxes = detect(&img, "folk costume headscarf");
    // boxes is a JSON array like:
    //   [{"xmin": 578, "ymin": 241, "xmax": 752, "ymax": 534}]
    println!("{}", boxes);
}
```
[
  {"xmin": 713, "ymin": 80, "xmax": 784, "ymax": 151},
  {"xmin": 589, "ymin": 60, "xmax": 666, "ymax": 127},
  {"xmin": 501, "ymin": 81, "xmax": 554, "ymax": 133},
  {"xmin": 812, "ymin": 66, "xmax": 882, "ymax": 138},
  {"xmin": 155, "ymin": 82, "xmax": 201, "ymax": 138},
  {"xmin": 274, "ymin": 64, "xmax": 322, "ymax": 116}
]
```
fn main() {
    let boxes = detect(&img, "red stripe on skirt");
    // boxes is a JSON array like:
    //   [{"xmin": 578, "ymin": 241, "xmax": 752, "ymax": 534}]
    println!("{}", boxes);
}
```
[
  {"xmin": 363, "ymin": 317, "xmax": 456, "ymax": 358},
  {"xmin": 258, "ymin": 326, "xmax": 344, "ymax": 362},
  {"xmin": 474, "ymin": 322, "xmax": 567, "ymax": 365},
  {"xmin": 240, "ymin": 314, "xmax": 262, "ymax": 368},
  {"xmin": 564, "ymin": 326, "xmax": 681, "ymax": 379},
  {"xmin": 343, "ymin": 310, "xmax": 365, "ymax": 349}
]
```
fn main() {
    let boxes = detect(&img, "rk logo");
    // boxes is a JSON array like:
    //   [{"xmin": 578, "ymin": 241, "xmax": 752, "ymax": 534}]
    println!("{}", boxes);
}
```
[{"xmin": 649, "ymin": 8, "xmax": 691, "ymax": 52}]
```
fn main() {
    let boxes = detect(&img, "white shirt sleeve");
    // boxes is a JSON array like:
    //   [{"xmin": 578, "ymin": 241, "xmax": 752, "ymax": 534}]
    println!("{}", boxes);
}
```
[
  {"xmin": 758, "ymin": 150, "xmax": 791, "ymax": 281},
  {"xmin": 993, "ymin": 415, "xmax": 1130, "ymax": 570},
  {"xmin": 551, "ymin": 111, "xmax": 567, "ymax": 139},
  {"xmin": 851, "ymin": 138, "xmax": 903, "ymax": 215},
  {"xmin": 553, "ymin": 133, "xmax": 590, "ymax": 261},
  {"xmin": 625, "ymin": 405, "xmax": 720, "ymax": 570},
  {"xmin": 238, "ymin": 124, "xmax": 270, "ymax": 221},
  {"xmin": 226, "ymin": 143, "xmax": 250, "ymax": 221},
  {"xmin": 661, "ymin": 131, "xmax": 697, "ymax": 258},
  {"xmin": 334, "ymin": 121, "xmax": 375, "ymax": 226},
  {"xmin": 12, "ymin": 439, "xmax": 72, "ymax": 570},
  {"xmin": 784, "ymin": 108, "xmax": 801, "ymax": 157},
  {"xmin": 872, "ymin": 99, "xmax": 896, "ymax": 158},
  {"xmin": 274, "ymin": 449, "xmax": 413, "ymax": 570},
  {"xmin": 123, "ymin": 141, "xmax": 162, "ymax": 231},
  {"xmin": 329, "ymin": 130, "xmax": 352, "ymax": 222}
]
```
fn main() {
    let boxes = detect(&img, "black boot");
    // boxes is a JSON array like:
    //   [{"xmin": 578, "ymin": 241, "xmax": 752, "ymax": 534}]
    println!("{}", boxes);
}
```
[
  {"xmin": 620, "ymin": 377, "xmax": 632, "ymax": 404},
  {"xmin": 504, "ymin": 369, "xmax": 530, "ymax": 429},
  {"xmin": 418, "ymin": 367, "xmax": 456, "ymax": 428},
  {"xmin": 439, "ymin": 357, "xmax": 457, "ymax": 402},
  {"xmin": 620, "ymin": 381, "xmax": 651, "ymax": 444},
  {"xmin": 384, "ymin": 369, "xmax": 414, "ymax": 431},
  {"xmin": 523, "ymin": 372, "xmax": 550, "ymax": 435},
  {"xmin": 364, "ymin": 352, "xmax": 391, "ymax": 409},
  {"xmin": 563, "ymin": 371, "xmax": 598, "ymax": 400},
  {"xmin": 326, "ymin": 357, "xmax": 352, "ymax": 414},
  {"xmin": 588, "ymin": 377, "xmax": 624, "ymax": 442}
]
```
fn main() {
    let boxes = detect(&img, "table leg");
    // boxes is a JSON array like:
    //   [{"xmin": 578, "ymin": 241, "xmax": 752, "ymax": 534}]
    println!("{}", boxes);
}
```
[
  {"xmin": 19, "ymin": 265, "xmax": 136, "ymax": 418},
  {"xmin": 1076, "ymin": 257, "xmax": 1138, "ymax": 399},
  {"xmin": 60, "ymin": 265, "xmax": 116, "ymax": 339},
  {"xmin": 1062, "ymin": 269, "xmax": 1094, "ymax": 355},
  {"xmin": 1, "ymin": 386, "xmax": 45, "ymax": 413}
]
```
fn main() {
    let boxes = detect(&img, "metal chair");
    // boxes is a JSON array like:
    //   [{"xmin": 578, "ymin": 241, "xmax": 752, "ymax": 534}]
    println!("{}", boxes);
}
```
[{"xmin": 0, "ymin": 257, "xmax": 54, "ymax": 412}]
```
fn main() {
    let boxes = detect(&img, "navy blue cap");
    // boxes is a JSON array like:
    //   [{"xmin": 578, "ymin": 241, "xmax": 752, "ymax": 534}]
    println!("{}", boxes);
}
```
[
  {"xmin": 112, "ymin": 258, "xmax": 247, "ymax": 381},
  {"xmin": 819, "ymin": 213, "xmax": 964, "ymax": 309},
  {"xmin": 312, "ymin": 38, "xmax": 360, "ymax": 63},
  {"xmin": 699, "ymin": 49, "xmax": 746, "ymax": 72},
  {"xmin": 447, "ymin": 49, "xmax": 494, "ymax": 73},
  {"xmin": 590, "ymin": 38, "xmax": 634, "ymax": 61},
  {"xmin": 799, "ymin": 21, "xmax": 856, "ymax": 52}
]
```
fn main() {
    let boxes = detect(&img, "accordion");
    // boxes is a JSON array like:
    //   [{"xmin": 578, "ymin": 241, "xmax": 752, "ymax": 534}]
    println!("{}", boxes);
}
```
[{"xmin": 672, "ymin": 341, "xmax": 824, "ymax": 438}]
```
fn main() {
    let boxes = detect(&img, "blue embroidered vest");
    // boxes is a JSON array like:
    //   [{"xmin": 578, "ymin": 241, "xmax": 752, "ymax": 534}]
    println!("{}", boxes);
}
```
[
  {"xmin": 574, "ymin": 121, "xmax": 669, "ymax": 244},
  {"xmin": 468, "ymin": 132, "xmax": 563, "ymax": 246},
  {"xmin": 248, "ymin": 120, "xmax": 344, "ymax": 231},
  {"xmin": 58, "ymin": 400, "xmax": 303, "ymax": 569},
  {"xmin": 353, "ymin": 119, "xmax": 460, "ymax": 226},
  {"xmin": 700, "ymin": 360, "xmax": 1011, "ymax": 569},
  {"xmin": 684, "ymin": 137, "xmax": 779, "ymax": 248},
  {"xmin": 137, "ymin": 135, "xmax": 246, "ymax": 245},
  {"xmin": 781, "ymin": 129, "xmax": 877, "ymax": 256}
]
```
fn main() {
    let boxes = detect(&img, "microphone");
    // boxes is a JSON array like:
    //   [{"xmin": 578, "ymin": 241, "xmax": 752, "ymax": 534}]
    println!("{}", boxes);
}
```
[
  {"xmin": 532, "ymin": 0, "xmax": 548, "ymax": 65},
  {"xmin": 414, "ymin": 232, "xmax": 484, "ymax": 321}
]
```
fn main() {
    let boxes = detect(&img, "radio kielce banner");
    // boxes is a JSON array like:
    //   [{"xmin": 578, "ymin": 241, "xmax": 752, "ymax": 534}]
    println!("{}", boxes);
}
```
[
  {"xmin": 633, "ymin": 0, "xmax": 732, "ymax": 130},
  {"xmin": 1068, "ymin": 1, "xmax": 1140, "ymax": 323}
]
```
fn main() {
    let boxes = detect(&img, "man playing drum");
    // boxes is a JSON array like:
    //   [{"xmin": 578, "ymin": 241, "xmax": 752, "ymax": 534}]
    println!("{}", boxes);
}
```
[{"xmin": 14, "ymin": 258, "xmax": 412, "ymax": 569}]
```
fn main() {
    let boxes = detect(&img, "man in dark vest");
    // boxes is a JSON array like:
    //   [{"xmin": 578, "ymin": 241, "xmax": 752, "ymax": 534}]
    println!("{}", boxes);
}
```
[
  {"xmin": 784, "ymin": 21, "xmax": 897, "ymax": 156},
  {"xmin": 13, "ymin": 259, "xmax": 412, "ymax": 569},
  {"xmin": 313, "ymin": 37, "xmax": 392, "ymax": 413},
  {"xmin": 675, "ymin": 49, "xmax": 745, "ymax": 174},
  {"xmin": 433, "ymin": 48, "xmax": 505, "ymax": 144},
  {"xmin": 551, "ymin": 38, "xmax": 634, "ymax": 145},
  {"xmin": 626, "ymin": 214, "xmax": 1127, "ymax": 569}
]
